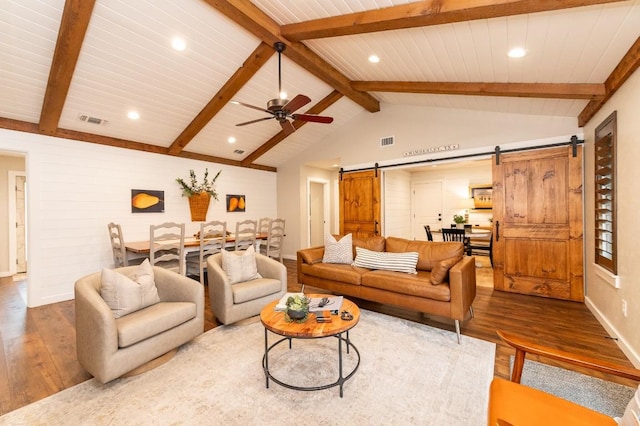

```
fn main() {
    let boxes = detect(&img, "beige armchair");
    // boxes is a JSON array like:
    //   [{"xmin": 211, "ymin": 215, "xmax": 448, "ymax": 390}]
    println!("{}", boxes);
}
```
[
  {"xmin": 207, "ymin": 251, "xmax": 287, "ymax": 324},
  {"xmin": 74, "ymin": 266, "xmax": 204, "ymax": 383}
]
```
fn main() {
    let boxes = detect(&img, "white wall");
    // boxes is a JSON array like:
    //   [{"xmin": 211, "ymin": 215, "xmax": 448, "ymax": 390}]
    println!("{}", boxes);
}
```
[
  {"xmin": 383, "ymin": 169, "xmax": 412, "ymax": 239},
  {"xmin": 0, "ymin": 128, "xmax": 277, "ymax": 307},
  {"xmin": 583, "ymin": 68, "xmax": 640, "ymax": 366}
]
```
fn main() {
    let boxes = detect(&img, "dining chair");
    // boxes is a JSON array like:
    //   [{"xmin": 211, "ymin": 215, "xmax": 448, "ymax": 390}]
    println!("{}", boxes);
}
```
[
  {"xmin": 186, "ymin": 221, "xmax": 227, "ymax": 285},
  {"xmin": 260, "ymin": 218, "xmax": 285, "ymax": 262},
  {"xmin": 107, "ymin": 222, "xmax": 145, "ymax": 267},
  {"xmin": 441, "ymin": 228, "xmax": 471, "ymax": 255},
  {"xmin": 469, "ymin": 231, "xmax": 493, "ymax": 266},
  {"xmin": 234, "ymin": 219, "xmax": 257, "ymax": 251},
  {"xmin": 423, "ymin": 225, "xmax": 433, "ymax": 241},
  {"xmin": 149, "ymin": 222, "xmax": 185, "ymax": 275},
  {"xmin": 258, "ymin": 217, "xmax": 271, "ymax": 234}
]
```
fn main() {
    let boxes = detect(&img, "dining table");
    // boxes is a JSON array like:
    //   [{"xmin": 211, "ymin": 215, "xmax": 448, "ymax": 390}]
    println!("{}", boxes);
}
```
[{"xmin": 125, "ymin": 232, "xmax": 269, "ymax": 255}]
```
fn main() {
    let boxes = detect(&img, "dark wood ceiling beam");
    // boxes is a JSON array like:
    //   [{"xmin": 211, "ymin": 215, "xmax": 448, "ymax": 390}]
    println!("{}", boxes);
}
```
[
  {"xmin": 241, "ymin": 90, "xmax": 343, "ymax": 166},
  {"xmin": 579, "ymin": 36, "xmax": 640, "ymax": 127},
  {"xmin": 282, "ymin": 0, "xmax": 627, "ymax": 40},
  {"xmin": 167, "ymin": 42, "xmax": 274, "ymax": 155},
  {"xmin": 39, "ymin": 0, "xmax": 96, "ymax": 135},
  {"xmin": 352, "ymin": 81, "xmax": 606, "ymax": 99},
  {"xmin": 203, "ymin": 0, "xmax": 380, "ymax": 113},
  {"xmin": 0, "ymin": 117, "xmax": 276, "ymax": 172}
]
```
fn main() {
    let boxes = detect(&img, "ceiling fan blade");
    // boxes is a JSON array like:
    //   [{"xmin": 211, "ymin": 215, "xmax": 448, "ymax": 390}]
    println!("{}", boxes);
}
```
[
  {"xmin": 236, "ymin": 116, "xmax": 274, "ymax": 126},
  {"xmin": 279, "ymin": 119, "xmax": 296, "ymax": 135},
  {"xmin": 282, "ymin": 94, "xmax": 311, "ymax": 114},
  {"xmin": 231, "ymin": 100, "xmax": 272, "ymax": 114},
  {"xmin": 291, "ymin": 114, "xmax": 334, "ymax": 124}
]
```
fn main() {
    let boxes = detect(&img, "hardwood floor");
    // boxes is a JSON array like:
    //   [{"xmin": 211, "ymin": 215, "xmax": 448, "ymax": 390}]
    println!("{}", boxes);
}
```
[{"xmin": 1, "ymin": 258, "xmax": 637, "ymax": 416}]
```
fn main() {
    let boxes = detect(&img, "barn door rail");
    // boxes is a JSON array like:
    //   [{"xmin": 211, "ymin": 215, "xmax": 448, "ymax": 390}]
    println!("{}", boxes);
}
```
[{"xmin": 340, "ymin": 135, "xmax": 583, "ymax": 173}]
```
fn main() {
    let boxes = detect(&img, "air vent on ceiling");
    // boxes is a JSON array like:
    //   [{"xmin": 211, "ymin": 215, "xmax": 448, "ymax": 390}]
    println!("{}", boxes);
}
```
[
  {"xmin": 77, "ymin": 113, "xmax": 108, "ymax": 125},
  {"xmin": 233, "ymin": 149, "xmax": 245, "ymax": 155},
  {"xmin": 380, "ymin": 136, "xmax": 395, "ymax": 147}
]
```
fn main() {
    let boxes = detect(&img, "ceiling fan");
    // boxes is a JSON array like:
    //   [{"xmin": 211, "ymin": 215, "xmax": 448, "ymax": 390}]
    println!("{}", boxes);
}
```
[{"xmin": 232, "ymin": 42, "xmax": 334, "ymax": 135}]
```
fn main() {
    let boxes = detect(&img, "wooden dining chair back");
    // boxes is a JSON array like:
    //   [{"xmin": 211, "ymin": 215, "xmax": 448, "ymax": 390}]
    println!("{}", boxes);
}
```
[
  {"xmin": 234, "ymin": 219, "xmax": 257, "ymax": 251},
  {"xmin": 149, "ymin": 222, "xmax": 185, "ymax": 275},
  {"xmin": 441, "ymin": 228, "xmax": 471, "ymax": 255},
  {"xmin": 261, "ymin": 218, "xmax": 285, "ymax": 262},
  {"xmin": 423, "ymin": 225, "xmax": 434, "ymax": 241},
  {"xmin": 186, "ymin": 221, "xmax": 227, "ymax": 285},
  {"xmin": 107, "ymin": 222, "xmax": 128, "ymax": 267}
]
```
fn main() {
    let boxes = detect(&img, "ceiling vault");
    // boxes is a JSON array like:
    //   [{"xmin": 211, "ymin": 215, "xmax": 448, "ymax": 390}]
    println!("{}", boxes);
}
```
[{"xmin": 1, "ymin": 1, "xmax": 636, "ymax": 171}]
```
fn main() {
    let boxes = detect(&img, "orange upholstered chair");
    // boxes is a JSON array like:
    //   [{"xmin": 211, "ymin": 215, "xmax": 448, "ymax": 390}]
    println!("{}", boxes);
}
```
[{"xmin": 488, "ymin": 330, "xmax": 640, "ymax": 426}]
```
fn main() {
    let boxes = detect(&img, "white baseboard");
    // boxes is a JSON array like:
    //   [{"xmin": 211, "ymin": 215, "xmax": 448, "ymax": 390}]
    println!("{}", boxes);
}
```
[
  {"xmin": 585, "ymin": 296, "xmax": 640, "ymax": 368},
  {"xmin": 0, "ymin": 271, "xmax": 12, "ymax": 278}
]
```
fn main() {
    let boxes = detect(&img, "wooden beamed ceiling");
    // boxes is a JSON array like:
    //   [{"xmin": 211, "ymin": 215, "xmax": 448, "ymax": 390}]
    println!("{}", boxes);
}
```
[{"xmin": 5, "ymin": 0, "xmax": 640, "ymax": 170}]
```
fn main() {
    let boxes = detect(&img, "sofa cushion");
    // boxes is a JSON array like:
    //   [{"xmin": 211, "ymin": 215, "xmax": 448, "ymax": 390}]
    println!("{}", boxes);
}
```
[
  {"xmin": 385, "ymin": 237, "xmax": 464, "ymax": 271},
  {"xmin": 100, "ymin": 259, "xmax": 160, "ymax": 319},
  {"xmin": 430, "ymin": 256, "xmax": 463, "ymax": 285},
  {"xmin": 352, "ymin": 235, "xmax": 386, "ymax": 254},
  {"xmin": 361, "ymin": 270, "xmax": 451, "ymax": 302},
  {"xmin": 323, "ymin": 233, "xmax": 353, "ymax": 264},
  {"xmin": 116, "ymin": 301, "xmax": 196, "ymax": 348},
  {"xmin": 300, "ymin": 262, "xmax": 366, "ymax": 285},
  {"xmin": 222, "ymin": 245, "xmax": 262, "ymax": 284},
  {"xmin": 232, "ymin": 277, "xmax": 283, "ymax": 304},
  {"xmin": 353, "ymin": 247, "xmax": 419, "ymax": 274}
]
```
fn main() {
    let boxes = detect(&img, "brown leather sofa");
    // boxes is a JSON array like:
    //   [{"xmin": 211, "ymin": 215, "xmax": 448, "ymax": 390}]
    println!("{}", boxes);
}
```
[{"xmin": 297, "ymin": 236, "xmax": 476, "ymax": 342}]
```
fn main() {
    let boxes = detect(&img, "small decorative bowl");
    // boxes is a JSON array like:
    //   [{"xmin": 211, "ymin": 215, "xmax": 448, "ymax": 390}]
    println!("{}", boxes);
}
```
[{"xmin": 287, "ymin": 308, "xmax": 308, "ymax": 320}]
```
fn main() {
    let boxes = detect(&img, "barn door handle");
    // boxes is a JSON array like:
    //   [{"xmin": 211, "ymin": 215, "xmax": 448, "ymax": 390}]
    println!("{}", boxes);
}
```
[
  {"xmin": 375, "ymin": 220, "xmax": 379, "ymax": 235},
  {"xmin": 495, "ymin": 221, "xmax": 500, "ymax": 242}
]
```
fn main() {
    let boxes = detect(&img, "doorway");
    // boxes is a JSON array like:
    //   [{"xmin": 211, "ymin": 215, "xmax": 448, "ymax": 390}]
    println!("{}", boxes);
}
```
[
  {"xmin": 308, "ymin": 179, "xmax": 329, "ymax": 247},
  {"xmin": 8, "ymin": 171, "xmax": 27, "ymax": 275}
]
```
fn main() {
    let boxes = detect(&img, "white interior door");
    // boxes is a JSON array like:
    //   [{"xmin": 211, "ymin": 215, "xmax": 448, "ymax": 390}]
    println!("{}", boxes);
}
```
[
  {"xmin": 309, "ymin": 181, "xmax": 326, "ymax": 247},
  {"xmin": 412, "ymin": 181, "xmax": 443, "ymax": 240}
]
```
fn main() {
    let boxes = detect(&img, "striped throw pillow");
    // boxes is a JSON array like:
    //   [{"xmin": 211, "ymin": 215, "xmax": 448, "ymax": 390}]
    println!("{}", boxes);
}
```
[
  {"xmin": 353, "ymin": 247, "xmax": 419, "ymax": 274},
  {"xmin": 322, "ymin": 233, "xmax": 353, "ymax": 264}
]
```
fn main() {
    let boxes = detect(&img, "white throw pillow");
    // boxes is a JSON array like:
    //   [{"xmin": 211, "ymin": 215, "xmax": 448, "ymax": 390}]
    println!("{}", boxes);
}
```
[
  {"xmin": 322, "ymin": 234, "xmax": 353, "ymax": 264},
  {"xmin": 221, "ymin": 245, "xmax": 262, "ymax": 284},
  {"xmin": 100, "ymin": 259, "xmax": 160, "ymax": 318},
  {"xmin": 352, "ymin": 247, "xmax": 419, "ymax": 274}
]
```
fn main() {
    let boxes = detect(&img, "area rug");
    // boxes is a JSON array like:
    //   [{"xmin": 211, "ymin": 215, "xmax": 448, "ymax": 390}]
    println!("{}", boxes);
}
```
[
  {"xmin": 513, "ymin": 356, "xmax": 636, "ymax": 418},
  {"xmin": 0, "ymin": 310, "xmax": 495, "ymax": 425}
]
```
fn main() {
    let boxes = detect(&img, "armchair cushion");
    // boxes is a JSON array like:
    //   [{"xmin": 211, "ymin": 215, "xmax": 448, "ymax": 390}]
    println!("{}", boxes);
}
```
[
  {"xmin": 221, "ymin": 246, "xmax": 262, "ymax": 284},
  {"xmin": 232, "ymin": 277, "xmax": 283, "ymax": 304},
  {"xmin": 116, "ymin": 302, "xmax": 196, "ymax": 348},
  {"xmin": 100, "ymin": 259, "xmax": 160, "ymax": 318}
]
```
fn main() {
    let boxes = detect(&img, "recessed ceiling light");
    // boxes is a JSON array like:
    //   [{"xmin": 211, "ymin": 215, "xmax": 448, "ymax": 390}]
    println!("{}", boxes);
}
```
[
  {"xmin": 279, "ymin": 91, "xmax": 288, "ymax": 100},
  {"xmin": 508, "ymin": 47, "xmax": 526, "ymax": 58},
  {"xmin": 368, "ymin": 55, "xmax": 380, "ymax": 63},
  {"xmin": 228, "ymin": 136, "xmax": 236, "ymax": 144},
  {"xmin": 171, "ymin": 37, "xmax": 186, "ymax": 51},
  {"xmin": 127, "ymin": 111, "xmax": 140, "ymax": 120}
]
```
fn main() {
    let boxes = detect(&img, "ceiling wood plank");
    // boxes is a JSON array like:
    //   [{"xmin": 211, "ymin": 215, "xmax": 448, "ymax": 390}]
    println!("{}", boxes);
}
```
[
  {"xmin": 167, "ymin": 42, "xmax": 274, "ymax": 155},
  {"xmin": 578, "ymin": 36, "xmax": 640, "ymax": 127},
  {"xmin": 0, "ymin": 117, "xmax": 276, "ymax": 172},
  {"xmin": 203, "ymin": 0, "xmax": 380, "ymax": 113},
  {"xmin": 282, "ymin": 0, "xmax": 628, "ymax": 40},
  {"xmin": 241, "ymin": 90, "xmax": 343, "ymax": 166},
  {"xmin": 39, "ymin": 0, "xmax": 96, "ymax": 135},
  {"xmin": 352, "ymin": 81, "xmax": 605, "ymax": 99}
]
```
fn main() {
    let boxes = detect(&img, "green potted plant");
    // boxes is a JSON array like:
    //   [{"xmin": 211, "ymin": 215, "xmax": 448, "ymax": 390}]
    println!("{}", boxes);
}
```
[
  {"xmin": 285, "ymin": 295, "xmax": 310, "ymax": 323},
  {"xmin": 453, "ymin": 214, "xmax": 466, "ymax": 225},
  {"xmin": 176, "ymin": 169, "xmax": 221, "ymax": 221}
]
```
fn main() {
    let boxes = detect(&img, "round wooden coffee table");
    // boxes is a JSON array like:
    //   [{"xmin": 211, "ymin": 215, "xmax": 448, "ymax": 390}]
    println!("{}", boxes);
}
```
[{"xmin": 260, "ymin": 294, "xmax": 360, "ymax": 397}]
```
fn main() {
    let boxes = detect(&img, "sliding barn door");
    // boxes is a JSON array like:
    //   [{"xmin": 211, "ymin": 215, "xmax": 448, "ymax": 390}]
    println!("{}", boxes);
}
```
[
  {"xmin": 492, "ymin": 146, "xmax": 584, "ymax": 302},
  {"xmin": 339, "ymin": 170, "xmax": 381, "ymax": 238}
]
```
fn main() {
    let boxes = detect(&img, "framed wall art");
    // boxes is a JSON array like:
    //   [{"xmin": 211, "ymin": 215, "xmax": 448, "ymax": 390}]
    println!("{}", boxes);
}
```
[
  {"xmin": 226, "ymin": 194, "xmax": 246, "ymax": 212},
  {"xmin": 469, "ymin": 184, "xmax": 492, "ymax": 210},
  {"xmin": 131, "ymin": 189, "xmax": 164, "ymax": 213}
]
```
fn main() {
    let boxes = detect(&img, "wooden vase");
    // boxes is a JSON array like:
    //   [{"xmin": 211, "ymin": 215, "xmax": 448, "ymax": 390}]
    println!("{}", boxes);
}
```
[{"xmin": 188, "ymin": 192, "xmax": 211, "ymax": 221}]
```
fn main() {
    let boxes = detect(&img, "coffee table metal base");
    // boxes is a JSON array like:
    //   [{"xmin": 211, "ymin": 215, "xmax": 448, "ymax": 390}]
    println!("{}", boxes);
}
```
[{"xmin": 262, "ymin": 328, "xmax": 360, "ymax": 397}]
